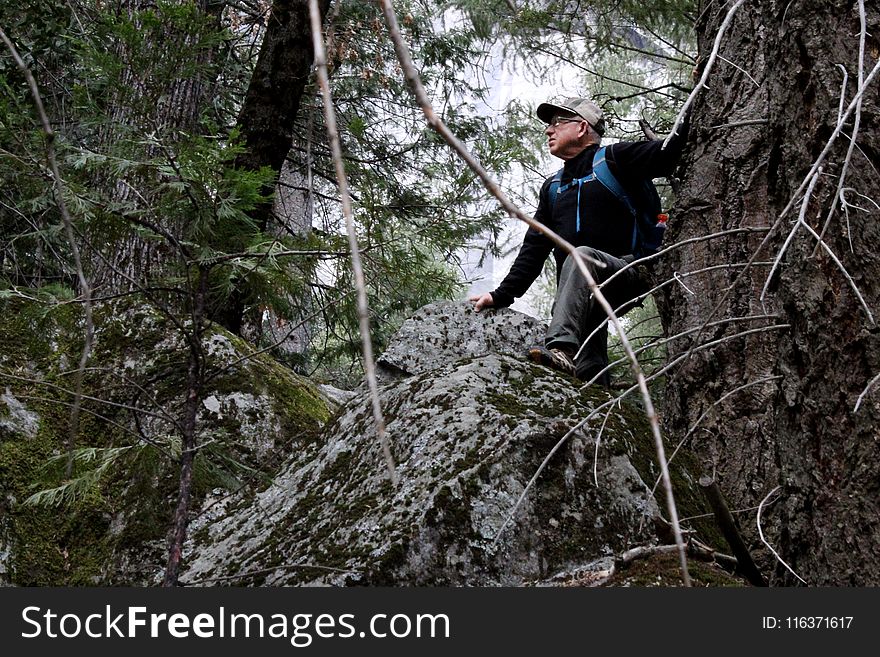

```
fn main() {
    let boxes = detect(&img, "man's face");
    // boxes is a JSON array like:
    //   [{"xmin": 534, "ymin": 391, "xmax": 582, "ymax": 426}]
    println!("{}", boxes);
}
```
[{"xmin": 545, "ymin": 112, "xmax": 588, "ymax": 160}]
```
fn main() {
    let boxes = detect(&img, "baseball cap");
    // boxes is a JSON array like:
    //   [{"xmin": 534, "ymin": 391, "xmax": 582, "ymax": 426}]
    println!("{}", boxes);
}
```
[{"xmin": 537, "ymin": 97, "xmax": 605, "ymax": 135}]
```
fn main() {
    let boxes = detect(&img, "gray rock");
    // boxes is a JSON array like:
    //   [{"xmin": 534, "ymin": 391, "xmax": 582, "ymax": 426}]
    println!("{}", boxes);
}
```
[
  {"xmin": 182, "ymin": 353, "xmax": 661, "ymax": 586},
  {"xmin": 0, "ymin": 300, "xmax": 330, "ymax": 586},
  {"xmin": 376, "ymin": 300, "xmax": 547, "ymax": 380},
  {"xmin": 0, "ymin": 388, "xmax": 39, "ymax": 439},
  {"xmin": 317, "ymin": 384, "xmax": 358, "ymax": 411}
]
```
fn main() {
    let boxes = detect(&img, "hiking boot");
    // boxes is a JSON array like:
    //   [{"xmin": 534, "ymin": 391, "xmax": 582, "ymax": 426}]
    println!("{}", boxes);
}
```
[{"xmin": 527, "ymin": 345, "xmax": 577, "ymax": 378}]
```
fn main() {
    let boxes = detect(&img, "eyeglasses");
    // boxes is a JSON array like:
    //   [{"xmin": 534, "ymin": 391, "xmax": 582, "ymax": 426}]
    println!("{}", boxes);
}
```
[{"xmin": 548, "ymin": 116, "xmax": 584, "ymax": 128}]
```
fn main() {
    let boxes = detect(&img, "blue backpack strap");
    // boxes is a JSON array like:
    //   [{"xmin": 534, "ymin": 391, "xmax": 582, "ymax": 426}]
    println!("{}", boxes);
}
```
[
  {"xmin": 592, "ymin": 145, "xmax": 638, "ymax": 251},
  {"xmin": 547, "ymin": 168, "xmax": 564, "ymax": 209}
]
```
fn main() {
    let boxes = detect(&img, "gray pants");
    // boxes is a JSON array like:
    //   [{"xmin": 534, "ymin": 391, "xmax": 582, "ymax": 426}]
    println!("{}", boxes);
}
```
[{"xmin": 545, "ymin": 246, "xmax": 649, "ymax": 384}]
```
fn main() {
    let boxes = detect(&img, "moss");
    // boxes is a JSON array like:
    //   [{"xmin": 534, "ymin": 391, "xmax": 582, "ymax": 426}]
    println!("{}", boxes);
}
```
[
  {"xmin": 0, "ymin": 420, "xmax": 116, "ymax": 585},
  {"xmin": 614, "ymin": 400, "xmax": 725, "ymax": 551},
  {"xmin": 0, "ymin": 295, "xmax": 334, "ymax": 585},
  {"xmin": 605, "ymin": 552, "xmax": 746, "ymax": 587}
]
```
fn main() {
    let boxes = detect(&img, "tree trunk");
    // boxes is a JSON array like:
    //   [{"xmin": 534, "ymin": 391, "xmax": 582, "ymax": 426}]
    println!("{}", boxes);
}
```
[
  {"xmin": 163, "ymin": 265, "xmax": 208, "ymax": 587},
  {"xmin": 659, "ymin": 0, "xmax": 880, "ymax": 585},
  {"xmin": 215, "ymin": 0, "xmax": 330, "ymax": 333},
  {"xmin": 87, "ymin": 0, "xmax": 223, "ymax": 291}
]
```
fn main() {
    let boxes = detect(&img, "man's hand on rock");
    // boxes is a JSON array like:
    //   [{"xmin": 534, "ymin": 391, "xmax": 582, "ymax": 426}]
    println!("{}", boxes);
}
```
[{"xmin": 468, "ymin": 292, "xmax": 495, "ymax": 312}]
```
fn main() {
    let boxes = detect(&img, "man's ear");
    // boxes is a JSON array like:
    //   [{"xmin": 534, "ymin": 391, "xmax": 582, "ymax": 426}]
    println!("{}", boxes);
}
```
[{"xmin": 577, "ymin": 121, "xmax": 593, "ymax": 143}]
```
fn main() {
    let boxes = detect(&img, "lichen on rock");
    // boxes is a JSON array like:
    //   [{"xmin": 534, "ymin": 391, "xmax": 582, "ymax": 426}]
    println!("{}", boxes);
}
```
[
  {"xmin": 0, "ymin": 297, "xmax": 329, "ymax": 585},
  {"xmin": 182, "ymin": 302, "xmax": 712, "ymax": 586}
]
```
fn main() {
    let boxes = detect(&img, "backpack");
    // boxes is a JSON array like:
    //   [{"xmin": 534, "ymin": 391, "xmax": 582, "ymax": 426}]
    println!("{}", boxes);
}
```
[{"xmin": 548, "ymin": 145, "xmax": 667, "ymax": 260}]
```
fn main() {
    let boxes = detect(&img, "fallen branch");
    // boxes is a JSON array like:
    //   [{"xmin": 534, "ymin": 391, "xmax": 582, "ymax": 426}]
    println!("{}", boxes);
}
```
[{"xmin": 699, "ymin": 476, "xmax": 767, "ymax": 586}]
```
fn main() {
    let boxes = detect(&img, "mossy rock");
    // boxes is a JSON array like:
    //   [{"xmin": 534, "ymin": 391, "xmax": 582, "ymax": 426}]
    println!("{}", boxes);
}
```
[
  {"xmin": 0, "ymin": 296, "xmax": 329, "ymax": 585},
  {"xmin": 181, "ymin": 353, "xmax": 710, "ymax": 586}
]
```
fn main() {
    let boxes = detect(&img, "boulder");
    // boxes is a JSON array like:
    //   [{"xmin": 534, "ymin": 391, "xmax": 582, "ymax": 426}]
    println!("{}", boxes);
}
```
[
  {"xmin": 181, "ymin": 303, "xmax": 691, "ymax": 586},
  {"xmin": 0, "ymin": 299, "xmax": 329, "ymax": 585},
  {"xmin": 376, "ymin": 301, "xmax": 547, "ymax": 379}
]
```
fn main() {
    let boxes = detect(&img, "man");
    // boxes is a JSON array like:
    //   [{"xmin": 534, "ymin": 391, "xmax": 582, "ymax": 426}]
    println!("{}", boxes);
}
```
[{"xmin": 469, "ymin": 97, "xmax": 689, "ymax": 384}]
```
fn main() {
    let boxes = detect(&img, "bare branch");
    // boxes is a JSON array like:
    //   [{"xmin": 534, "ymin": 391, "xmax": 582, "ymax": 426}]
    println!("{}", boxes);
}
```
[
  {"xmin": 854, "ymin": 371, "xmax": 880, "ymax": 413},
  {"xmin": 761, "ymin": 168, "xmax": 822, "ymax": 304},
  {"xmin": 651, "ymin": 376, "xmax": 783, "ymax": 496},
  {"xmin": 585, "ymin": 317, "xmax": 784, "ymax": 389},
  {"xmin": 665, "ymin": 0, "xmax": 749, "ymax": 148},
  {"xmin": 380, "ymin": 0, "xmax": 691, "ymax": 584},
  {"xmin": 668, "ymin": 54, "xmax": 880, "ymax": 381},
  {"xmin": 1, "ymin": 372, "xmax": 181, "ymax": 429},
  {"xmin": 576, "ymin": 257, "xmax": 775, "ymax": 363},
  {"xmin": 0, "ymin": 25, "xmax": 94, "ymax": 476},
  {"xmin": 799, "ymin": 210, "xmax": 875, "ymax": 324},
  {"xmin": 309, "ymin": 0, "xmax": 397, "ymax": 486},
  {"xmin": 717, "ymin": 55, "xmax": 760, "ymax": 87},
  {"xmin": 757, "ymin": 486, "xmax": 808, "ymax": 585},
  {"xmin": 813, "ymin": 0, "xmax": 868, "ymax": 254},
  {"xmin": 708, "ymin": 119, "xmax": 768, "ymax": 130}
]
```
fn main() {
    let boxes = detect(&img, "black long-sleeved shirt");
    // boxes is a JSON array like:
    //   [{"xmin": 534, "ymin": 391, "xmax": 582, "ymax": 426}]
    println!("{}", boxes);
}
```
[{"xmin": 491, "ymin": 124, "xmax": 689, "ymax": 308}]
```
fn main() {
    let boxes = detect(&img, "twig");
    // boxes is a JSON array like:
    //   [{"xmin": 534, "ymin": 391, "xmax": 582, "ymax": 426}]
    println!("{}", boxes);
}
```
[
  {"xmin": 652, "ymin": 376, "xmax": 782, "ymax": 494},
  {"xmin": 590, "ymin": 227, "xmax": 770, "ymax": 300},
  {"xmin": 679, "ymin": 497, "xmax": 778, "ymax": 523},
  {"xmin": 380, "ymin": 0, "xmax": 690, "ymax": 585},
  {"xmin": 10, "ymin": 392, "xmax": 173, "ymax": 457},
  {"xmin": 581, "ymin": 316, "xmax": 791, "ymax": 391},
  {"xmin": 664, "ymin": 0, "xmax": 749, "ymax": 149},
  {"xmin": 205, "ymin": 289, "xmax": 356, "ymax": 384},
  {"xmin": 708, "ymin": 119, "xmax": 768, "ymax": 130},
  {"xmin": 800, "ymin": 210, "xmax": 875, "ymax": 324},
  {"xmin": 760, "ymin": 168, "xmax": 822, "ymax": 304},
  {"xmin": 854, "ymin": 371, "xmax": 880, "ymax": 412},
  {"xmin": 583, "ymin": 323, "xmax": 791, "ymax": 392},
  {"xmin": 576, "ymin": 260, "xmax": 775, "ymax": 365},
  {"xmin": 0, "ymin": 25, "xmax": 94, "ymax": 477},
  {"xmin": 571, "ymin": 227, "xmax": 770, "ymax": 364},
  {"xmin": 813, "ymin": 0, "xmax": 867, "ymax": 255},
  {"xmin": 763, "ymin": 166, "xmax": 875, "ymax": 324},
  {"xmin": 309, "ymin": 0, "xmax": 397, "ymax": 486},
  {"xmin": 717, "ymin": 55, "xmax": 760, "ymax": 87},
  {"xmin": 757, "ymin": 486, "xmax": 808, "ymax": 585},
  {"xmin": 671, "ymin": 52, "xmax": 880, "ymax": 383},
  {"xmin": 835, "ymin": 63, "xmax": 849, "ymax": 125},
  {"xmin": 673, "ymin": 271, "xmax": 696, "ymax": 296}
]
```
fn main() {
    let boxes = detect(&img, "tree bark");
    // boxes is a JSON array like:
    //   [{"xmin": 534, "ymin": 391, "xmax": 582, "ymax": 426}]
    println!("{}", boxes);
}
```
[
  {"xmin": 659, "ymin": 0, "xmax": 880, "ymax": 585},
  {"xmin": 215, "ymin": 0, "xmax": 331, "ymax": 333},
  {"xmin": 87, "ymin": 0, "xmax": 223, "ymax": 292},
  {"xmin": 163, "ymin": 265, "xmax": 208, "ymax": 587},
  {"xmin": 234, "ymin": 0, "xmax": 331, "ymax": 221}
]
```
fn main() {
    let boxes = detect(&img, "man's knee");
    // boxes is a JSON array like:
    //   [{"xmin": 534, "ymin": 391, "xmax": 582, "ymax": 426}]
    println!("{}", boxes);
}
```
[
  {"xmin": 575, "ymin": 246, "xmax": 601, "ymax": 260},
  {"xmin": 563, "ymin": 246, "xmax": 603, "ymax": 278},
  {"xmin": 574, "ymin": 246, "xmax": 602, "ymax": 263}
]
